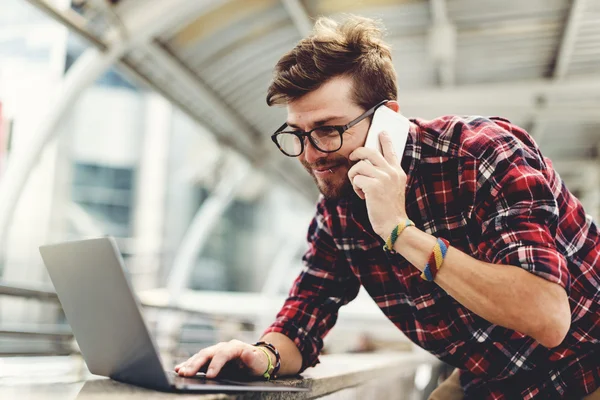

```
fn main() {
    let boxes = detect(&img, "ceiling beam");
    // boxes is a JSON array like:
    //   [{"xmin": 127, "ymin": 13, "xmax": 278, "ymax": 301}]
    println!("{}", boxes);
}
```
[
  {"xmin": 554, "ymin": 0, "xmax": 587, "ymax": 79},
  {"xmin": 24, "ymin": 0, "xmax": 106, "ymax": 50},
  {"xmin": 530, "ymin": 0, "xmax": 587, "ymax": 140},
  {"xmin": 281, "ymin": 0, "xmax": 312, "ymax": 37},
  {"xmin": 401, "ymin": 77, "xmax": 600, "ymax": 126},
  {"xmin": 145, "ymin": 42, "xmax": 261, "ymax": 146},
  {"xmin": 401, "ymin": 77, "xmax": 600, "ymax": 106}
]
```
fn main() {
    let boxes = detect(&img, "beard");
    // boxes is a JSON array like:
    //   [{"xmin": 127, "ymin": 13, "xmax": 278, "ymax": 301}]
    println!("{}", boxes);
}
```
[{"xmin": 301, "ymin": 156, "xmax": 355, "ymax": 201}]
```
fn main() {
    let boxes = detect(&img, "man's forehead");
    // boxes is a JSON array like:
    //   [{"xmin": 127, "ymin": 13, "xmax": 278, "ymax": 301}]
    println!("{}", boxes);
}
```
[
  {"xmin": 285, "ymin": 76, "xmax": 357, "ymax": 124},
  {"xmin": 286, "ymin": 97, "xmax": 357, "ymax": 127},
  {"xmin": 286, "ymin": 107, "xmax": 346, "ymax": 126}
]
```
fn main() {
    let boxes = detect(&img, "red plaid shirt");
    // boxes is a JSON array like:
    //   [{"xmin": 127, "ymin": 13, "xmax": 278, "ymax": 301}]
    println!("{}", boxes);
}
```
[{"xmin": 264, "ymin": 116, "xmax": 600, "ymax": 399}]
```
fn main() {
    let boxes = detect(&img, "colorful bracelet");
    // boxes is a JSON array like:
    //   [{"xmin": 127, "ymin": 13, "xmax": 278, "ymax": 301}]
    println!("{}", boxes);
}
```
[
  {"xmin": 253, "ymin": 341, "xmax": 281, "ymax": 379},
  {"xmin": 383, "ymin": 219, "xmax": 414, "ymax": 253},
  {"xmin": 421, "ymin": 237, "xmax": 450, "ymax": 281}
]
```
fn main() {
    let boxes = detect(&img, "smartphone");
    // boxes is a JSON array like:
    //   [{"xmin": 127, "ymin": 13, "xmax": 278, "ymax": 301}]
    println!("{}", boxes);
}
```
[{"xmin": 363, "ymin": 105, "xmax": 410, "ymax": 161}]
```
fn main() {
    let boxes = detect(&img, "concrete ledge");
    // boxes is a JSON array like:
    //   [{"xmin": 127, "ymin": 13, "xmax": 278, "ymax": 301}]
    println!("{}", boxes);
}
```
[{"xmin": 0, "ymin": 352, "xmax": 436, "ymax": 399}]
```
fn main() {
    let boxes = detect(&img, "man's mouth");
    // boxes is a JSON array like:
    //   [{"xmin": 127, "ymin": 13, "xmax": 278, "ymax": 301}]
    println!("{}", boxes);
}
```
[{"xmin": 313, "ymin": 164, "xmax": 342, "ymax": 176}]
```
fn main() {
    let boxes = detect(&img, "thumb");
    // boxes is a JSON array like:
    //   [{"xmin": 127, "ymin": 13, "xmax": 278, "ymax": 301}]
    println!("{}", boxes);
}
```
[{"xmin": 240, "ymin": 346, "xmax": 270, "ymax": 376}]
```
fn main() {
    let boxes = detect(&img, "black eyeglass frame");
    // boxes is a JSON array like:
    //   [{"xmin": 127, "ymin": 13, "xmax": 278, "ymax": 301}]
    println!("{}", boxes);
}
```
[{"xmin": 271, "ymin": 100, "xmax": 389, "ymax": 157}]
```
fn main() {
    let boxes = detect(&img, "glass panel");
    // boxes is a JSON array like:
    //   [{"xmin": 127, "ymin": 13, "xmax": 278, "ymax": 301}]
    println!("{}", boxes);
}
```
[{"xmin": 71, "ymin": 162, "xmax": 134, "ymax": 237}]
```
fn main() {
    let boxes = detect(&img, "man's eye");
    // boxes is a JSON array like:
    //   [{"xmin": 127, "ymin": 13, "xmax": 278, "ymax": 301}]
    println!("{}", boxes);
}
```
[{"xmin": 314, "ymin": 127, "xmax": 338, "ymax": 136}]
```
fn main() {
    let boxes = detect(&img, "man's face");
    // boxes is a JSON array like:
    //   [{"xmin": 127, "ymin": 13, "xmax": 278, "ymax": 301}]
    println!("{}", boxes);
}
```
[{"xmin": 287, "ymin": 76, "xmax": 370, "ymax": 200}]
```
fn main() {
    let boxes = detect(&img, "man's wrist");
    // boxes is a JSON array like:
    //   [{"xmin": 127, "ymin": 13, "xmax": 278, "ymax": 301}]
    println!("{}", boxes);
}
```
[
  {"xmin": 392, "ymin": 225, "xmax": 436, "ymax": 273},
  {"xmin": 381, "ymin": 216, "xmax": 410, "ymax": 242},
  {"xmin": 253, "ymin": 341, "xmax": 281, "ymax": 379},
  {"xmin": 380, "ymin": 217, "xmax": 404, "ymax": 242},
  {"xmin": 255, "ymin": 346, "xmax": 274, "ymax": 379},
  {"xmin": 262, "ymin": 346, "xmax": 276, "ymax": 361}
]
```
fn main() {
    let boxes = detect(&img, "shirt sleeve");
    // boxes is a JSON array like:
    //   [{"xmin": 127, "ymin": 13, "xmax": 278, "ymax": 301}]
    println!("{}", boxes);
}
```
[
  {"xmin": 470, "ymin": 124, "xmax": 571, "ymax": 293},
  {"xmin": 262, "ymin": 200, "xmax": 361, "ymax": 372}
]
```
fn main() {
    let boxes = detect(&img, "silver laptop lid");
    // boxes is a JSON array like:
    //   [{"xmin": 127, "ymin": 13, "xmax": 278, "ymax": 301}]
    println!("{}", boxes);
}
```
[{"xmin": 39, "ymin": 237, "xmax": 171, "ymax": 391}]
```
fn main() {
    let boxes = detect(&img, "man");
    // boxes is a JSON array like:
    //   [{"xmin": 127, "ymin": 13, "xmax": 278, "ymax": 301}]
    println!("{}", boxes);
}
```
[{"xmin": 176, "ymin": 16, "xmax": 600, "ymax": 399}]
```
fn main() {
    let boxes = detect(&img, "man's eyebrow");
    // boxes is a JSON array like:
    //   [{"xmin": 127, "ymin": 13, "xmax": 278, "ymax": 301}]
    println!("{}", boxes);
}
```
[{"xmin": 286, "ymin": 116, "xmax": 346, "ymax": 129}]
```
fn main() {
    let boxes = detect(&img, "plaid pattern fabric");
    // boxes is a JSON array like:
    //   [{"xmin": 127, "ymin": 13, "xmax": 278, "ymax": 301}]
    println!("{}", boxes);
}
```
[{"xmin": 264, "ymin": 116, "xmax": 600, "ymax": 399}]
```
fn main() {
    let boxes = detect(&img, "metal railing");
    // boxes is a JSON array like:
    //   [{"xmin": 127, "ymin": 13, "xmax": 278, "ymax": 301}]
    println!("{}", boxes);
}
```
[
  {"xmin": 0, "ymin": 281, "xmax": 73, "ymax": 356},
  {"xmin": 0, "ymin": 281, "xmax": 59, "ymax": 302}
]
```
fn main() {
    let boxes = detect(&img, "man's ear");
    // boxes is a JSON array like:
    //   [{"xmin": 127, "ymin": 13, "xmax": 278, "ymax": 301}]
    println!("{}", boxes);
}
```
[{"xmin": 385, "ymin": 101, "xmax": 400, "ymax": 113}]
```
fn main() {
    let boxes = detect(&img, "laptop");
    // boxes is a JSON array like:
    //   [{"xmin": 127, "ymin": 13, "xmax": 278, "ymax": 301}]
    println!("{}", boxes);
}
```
[{"xmin": 39, "ymin": 237, "xmax": 308, "ymax": 393}]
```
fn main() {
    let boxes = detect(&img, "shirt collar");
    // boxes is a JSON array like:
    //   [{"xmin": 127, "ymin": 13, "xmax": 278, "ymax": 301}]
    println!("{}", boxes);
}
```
[{"xmin": 404, "ymin": 119, "xmax": 421, "ymax": 190}]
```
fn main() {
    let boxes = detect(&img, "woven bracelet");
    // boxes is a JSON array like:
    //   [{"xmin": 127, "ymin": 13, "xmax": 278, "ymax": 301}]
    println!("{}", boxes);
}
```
[
  {"xmin": 383, "ymin": 219, "xmax": 414, "ymax": 253},
  {"xmin": 421, "ymin": 237, "xmax": 450, "ymax": 281}
]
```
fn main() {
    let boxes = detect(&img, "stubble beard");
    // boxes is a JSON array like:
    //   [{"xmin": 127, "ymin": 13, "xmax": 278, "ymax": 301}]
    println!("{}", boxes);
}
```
[{"xmin": 301, "ymin": 158, "xmax": 355, "ymax": 201}]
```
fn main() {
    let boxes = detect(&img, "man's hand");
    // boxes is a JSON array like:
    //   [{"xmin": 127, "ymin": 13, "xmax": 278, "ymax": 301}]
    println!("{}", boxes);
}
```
[
  {"xmin": 348, "ymin": 132, "xmax": 408, "ymax": 240},
  {"xmin": 174, "ymin": 339, "xmax": 270, "ymax": 379}
]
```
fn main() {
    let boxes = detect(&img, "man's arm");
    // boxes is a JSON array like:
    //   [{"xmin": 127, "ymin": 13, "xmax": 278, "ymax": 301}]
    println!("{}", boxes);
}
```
[
  {"xmin": 387, "ymin": 135, "xmax": 572, "ymax": 348},
  {"xmin": 260, "ymin": 204, "xmax": 361, "ymax": 373},
  {"xmin": 351, "ymin": 126, "xmax": 572, "ymax": 349},
  {"xmin": 177, "ymin": 199, "xmax": 360, "ymax": 378},
  {"xmin": 259, "ymin": 332, "xmax": 302, "ymax": 376},
  {"xmin": 392, "ymin": 227, "xmax": 571, "ymax": 348},
  {"xmin": 384, "ymin": 146, "xmax": 572, "ymax": 347}
]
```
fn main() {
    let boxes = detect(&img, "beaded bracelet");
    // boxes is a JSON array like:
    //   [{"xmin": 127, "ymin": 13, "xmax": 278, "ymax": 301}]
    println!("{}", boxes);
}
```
[
  {"xmin": 383, "ymin": 219, "xmax": 415, "ymax": 253},
  {"xmin": 253, "ymin": 341, "xmax": 281, "ymax": 379},
  {"xmin": 421, "ymin": 237, "xmax": 450, "ymax": 281}
]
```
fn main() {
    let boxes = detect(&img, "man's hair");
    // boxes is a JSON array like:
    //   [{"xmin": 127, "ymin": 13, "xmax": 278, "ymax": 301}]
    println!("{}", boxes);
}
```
[{"xmin": 266, "ymin": 15, "xmax": 398, "ymax": 111}]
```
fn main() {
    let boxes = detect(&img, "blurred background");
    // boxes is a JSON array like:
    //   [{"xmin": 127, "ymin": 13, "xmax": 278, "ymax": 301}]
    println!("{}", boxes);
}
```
[{"xmin": 0, "ymin": 0, "xmax": 599, "ymax": 397}]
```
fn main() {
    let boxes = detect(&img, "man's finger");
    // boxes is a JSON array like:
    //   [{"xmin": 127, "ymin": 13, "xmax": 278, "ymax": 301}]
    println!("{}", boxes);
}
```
[
  {"xmin": 180, "ymin": 354, "xmax": 211, "ymax": 376},
  {"xmin": 348, "ymin": 161, "xmax": 385, "ymax": 198},
  {"xmin": 352, "ymin": 174, "xmax": 376, "ymax": 192},
  {"xmin": 206, "ymin": 347, "xmax": 241, "ymax": 378},
  {"xmin": 353, "ymin": 185, "xmax": 366, "ymax": 199},
  {"xmin": 379, "ymin": 132, "xmax": 400, "ymax": 166},
  {"xmin": 179, "ymin": 353, "xmax": 209, "ymax": 376},
  {"xmin": 174, "ymin": 360, "xmax": 190, "ymax": 371},
  {"xmin": 178, "ymin": 346, "xmax": 217, "ymax": 376},
  {"xmin": 349, "ymin": 146, "xmax": 387, "ymax": 167},
  {"xmin": 348, "ymin": 160, "xmax": 380, "ymax": 182}
]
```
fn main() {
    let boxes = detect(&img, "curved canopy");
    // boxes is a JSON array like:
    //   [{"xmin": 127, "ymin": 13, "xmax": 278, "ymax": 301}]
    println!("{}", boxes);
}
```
[{"xmin": 24, "ymin": 0, "xmax": 600, "ymax": 196}]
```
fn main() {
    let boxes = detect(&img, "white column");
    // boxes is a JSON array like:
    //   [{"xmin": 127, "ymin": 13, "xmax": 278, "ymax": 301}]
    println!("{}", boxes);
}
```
[
  {"xmin": 130, "ymin": 93, "xmax": 172, "ymax": 291},
  {"xmin": 0, "ymin": 0, "xmax": 70, "ymax": 324},
  {"xmin": 166, "ymin": 156, "xmax": 250, "ymax": 304}
]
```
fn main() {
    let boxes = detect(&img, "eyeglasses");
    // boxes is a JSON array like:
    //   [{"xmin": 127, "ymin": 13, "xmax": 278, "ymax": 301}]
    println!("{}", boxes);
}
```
[{"xmin": 271, "ymin": 100, "xmax": 389, "ymax": 157}]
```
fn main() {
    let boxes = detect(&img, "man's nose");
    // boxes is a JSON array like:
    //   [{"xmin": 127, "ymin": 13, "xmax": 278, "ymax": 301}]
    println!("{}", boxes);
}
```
[{"xmin": 303, "ymin": 137, "xmax": 327, "ymax": 164}]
